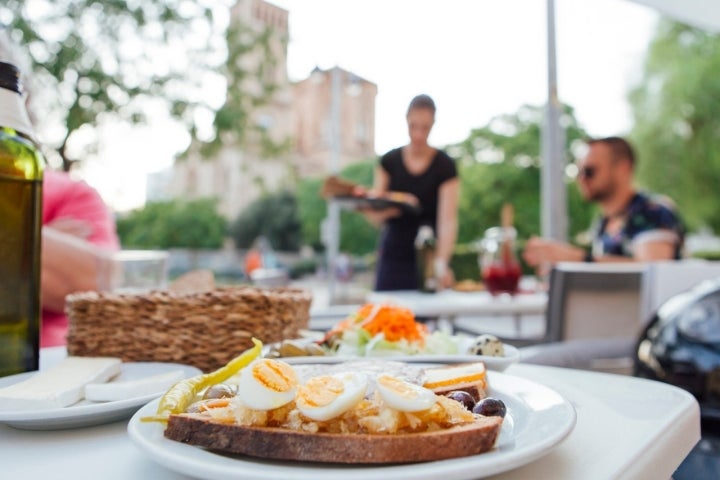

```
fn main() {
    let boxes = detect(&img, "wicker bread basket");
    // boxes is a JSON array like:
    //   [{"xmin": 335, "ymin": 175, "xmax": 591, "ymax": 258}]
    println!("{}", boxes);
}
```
[{"xmin": 65, "ymin": 286, "xmax": 312, "ymax": 372}]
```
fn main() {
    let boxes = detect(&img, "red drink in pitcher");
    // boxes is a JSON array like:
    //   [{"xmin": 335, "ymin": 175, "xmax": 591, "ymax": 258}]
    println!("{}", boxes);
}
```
[
  {"xmin": 479, "ymin": 225, "xmax": 521, "ymax": 295},
  {"xmin": 482, "ymin": 261, "xmax": 522, "ymax": 295}
]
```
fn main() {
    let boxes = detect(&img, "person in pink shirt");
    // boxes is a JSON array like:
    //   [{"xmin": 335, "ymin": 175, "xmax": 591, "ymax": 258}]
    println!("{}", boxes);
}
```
[{"xmin": 41, "ymin": 169, "xmax": 120, "ymax": 347}]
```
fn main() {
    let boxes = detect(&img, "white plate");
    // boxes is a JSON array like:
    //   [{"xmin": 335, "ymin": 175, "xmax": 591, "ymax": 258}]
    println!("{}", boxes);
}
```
[
  {"xmin": 266, "ymin": 339, "xmax": 520, "ymax": 371},
  {"xmin": 276, "ymin": 346, "xmax": 519, "ymax": 371},
  {"xmin": 0, "ymin": 362, "xmax": 201, "ymax": 430},
  {"xmin": 127, "ymin": 370, "xmax": 576, "ymax": 480}
]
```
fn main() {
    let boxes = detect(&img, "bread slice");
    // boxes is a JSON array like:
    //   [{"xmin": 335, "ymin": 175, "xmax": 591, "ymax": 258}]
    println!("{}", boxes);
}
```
[
  {"xmin": 423, "ymin": 362, "xmax": 488, "ymax": 402},
  {"xmin": 164, "ymin": 413, "xmax": 502, "ymax": 464},
  {"xmin": 321, "ymin": 175, "xmax": 357, "ymax": 198}
]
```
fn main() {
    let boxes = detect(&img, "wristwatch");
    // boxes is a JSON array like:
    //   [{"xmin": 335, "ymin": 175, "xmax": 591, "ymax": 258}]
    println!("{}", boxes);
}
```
[{"xmin": 583, "ymin": 250, "xmax": 595, "ymax": 262}]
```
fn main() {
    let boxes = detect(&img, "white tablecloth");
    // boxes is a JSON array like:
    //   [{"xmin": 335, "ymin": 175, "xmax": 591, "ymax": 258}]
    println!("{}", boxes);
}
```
[{"xmin": 0, "ymin": 348, "xmax": 700, "ymax": 480}]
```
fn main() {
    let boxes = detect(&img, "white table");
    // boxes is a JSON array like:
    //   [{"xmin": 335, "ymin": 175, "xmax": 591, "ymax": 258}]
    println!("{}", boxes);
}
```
[
  {"xmin": 0, "ymin": 347, "xmax": 700, "ymax": 480},
  {"xmin": 366, "ymin": 290, "xmax": 548, "ymax": 338}
]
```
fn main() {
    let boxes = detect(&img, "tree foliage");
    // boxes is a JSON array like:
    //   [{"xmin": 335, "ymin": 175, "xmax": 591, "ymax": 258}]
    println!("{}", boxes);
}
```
[
  {"xmin": 296, "ymin": 160, "xmax": 379, "ymax": 255},
  {"xmin": 450, "ymin": 104, "xmax": 595, "ymax": 245},
  {"xmin": 190, "ymin": 19, "xmax": 292, "ymax": 160},
  {"xmin": 229, "ymin": 190, "xmax": 302, "ymax": 251},
  {"xmin": 2, "ymin": 0, "xmax": 224, "ymax": 170},
  {"xmin": 629, "ymin": 21, "xmax": 720, "ymax": 232},
  {"xmin": 116, "ymin": 198, "xmax": 227, "ymax": 249}
]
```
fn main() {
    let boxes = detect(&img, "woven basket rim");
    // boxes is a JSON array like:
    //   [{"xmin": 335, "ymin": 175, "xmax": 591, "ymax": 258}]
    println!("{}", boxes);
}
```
[{"xmin": 65, "ymin": 285, "xmax": 313, "ymax": 304}]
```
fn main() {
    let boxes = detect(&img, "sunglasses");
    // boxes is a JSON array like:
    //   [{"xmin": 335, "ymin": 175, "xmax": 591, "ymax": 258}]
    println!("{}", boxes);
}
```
[{"xmin": 578, "ymin": 166, "xmax": 596, "ymax": 180}]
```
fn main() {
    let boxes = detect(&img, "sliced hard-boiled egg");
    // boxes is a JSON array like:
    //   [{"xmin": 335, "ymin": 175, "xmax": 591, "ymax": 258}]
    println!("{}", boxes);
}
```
[
  {"xmin": 296, "ymin": 372, "xmax": 368, "ymax": 421},
  {"xmin": 236, "ymin": 359, "xmax": 298, "ymax": 410},
  {"xmin": 376, "ymin": 374, "xmax": 437, "ymax": 412}
]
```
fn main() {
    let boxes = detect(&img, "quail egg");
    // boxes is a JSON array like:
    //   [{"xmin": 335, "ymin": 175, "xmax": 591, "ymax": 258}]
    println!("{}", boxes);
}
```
[{"xmin": 469, "ymin": 334, "xmax": 505, "ymax": 357}]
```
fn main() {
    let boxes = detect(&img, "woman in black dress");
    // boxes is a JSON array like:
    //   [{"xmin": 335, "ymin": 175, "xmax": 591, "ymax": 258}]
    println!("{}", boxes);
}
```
[{"xmin": 364, "ymin": 94, "xmax": 459, "ymax": 291}]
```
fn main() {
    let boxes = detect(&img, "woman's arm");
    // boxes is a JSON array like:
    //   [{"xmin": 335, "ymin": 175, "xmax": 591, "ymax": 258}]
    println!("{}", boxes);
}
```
[
  {"xmin": 41, "ymin": 227, "xmax": 110, "ymax": 312},
  {"xmin": 435, "ymin": 177, "xmax": 460, "ymax": 287},
  {"xmin": 361, "ymin": 166, "xmax": 402, "ymax": 227}
]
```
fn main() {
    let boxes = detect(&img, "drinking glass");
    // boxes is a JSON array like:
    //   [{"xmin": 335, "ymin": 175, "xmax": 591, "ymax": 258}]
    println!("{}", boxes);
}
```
[
  {"xmin": 97, "ymin": 250, "xmax": 169, "ymax": 293},
  {"xmin": 479, "ymin": 227, "xmax": 522, "ymax": 295}
]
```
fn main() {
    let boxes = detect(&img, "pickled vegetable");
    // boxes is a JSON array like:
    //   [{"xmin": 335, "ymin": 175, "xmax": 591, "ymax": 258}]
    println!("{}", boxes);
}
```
[{"xmin": 142, "ymin": 338, "xmax": 262, "ymax": 423}]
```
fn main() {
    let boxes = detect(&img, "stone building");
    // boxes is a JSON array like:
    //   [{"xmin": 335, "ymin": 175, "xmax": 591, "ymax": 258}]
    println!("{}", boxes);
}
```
[
  {"xmin": 154, "ymin": 0, "xmax": 377, "ymax": 220},
  {"xmin": 293, "ymin": 66, "xmax": 377, "ymax": 177}
]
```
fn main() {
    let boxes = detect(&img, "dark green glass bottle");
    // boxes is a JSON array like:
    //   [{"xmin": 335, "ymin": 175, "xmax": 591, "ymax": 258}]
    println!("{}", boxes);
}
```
[{"xmin": 0, "ymin": 61, "xmax": 44, "ymax": 377}]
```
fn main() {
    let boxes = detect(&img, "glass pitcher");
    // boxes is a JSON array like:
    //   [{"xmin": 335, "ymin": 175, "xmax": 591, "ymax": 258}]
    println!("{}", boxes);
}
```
[{"xmin": 479, "ymin": 226, "xmax": 522, "ymax": 295}]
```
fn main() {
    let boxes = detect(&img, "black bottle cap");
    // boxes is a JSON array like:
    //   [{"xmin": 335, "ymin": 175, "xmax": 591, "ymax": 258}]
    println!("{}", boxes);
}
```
[{"xmin": 0, "ymin": 61, "xmax": 22, "ymax": 94}]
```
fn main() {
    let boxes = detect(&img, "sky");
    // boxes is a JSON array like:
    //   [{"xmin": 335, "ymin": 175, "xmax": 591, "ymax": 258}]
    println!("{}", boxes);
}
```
[{"xmin": 80, "ymin": 0, "xmax": 660, "ymax": 211}]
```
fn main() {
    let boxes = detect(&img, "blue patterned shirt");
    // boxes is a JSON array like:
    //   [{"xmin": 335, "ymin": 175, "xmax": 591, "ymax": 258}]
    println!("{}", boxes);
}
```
[{"xmin": 590, "ymin": 192, "xmax": 685, "ymax": 259}]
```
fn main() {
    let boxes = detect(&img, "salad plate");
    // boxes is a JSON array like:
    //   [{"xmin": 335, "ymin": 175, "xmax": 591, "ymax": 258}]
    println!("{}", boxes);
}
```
[
  {"xmin": 0, "ymin": 362, "xmax": 201, "ymax": 430},
  {"xmin": 264, "ymin": 336, "xmax": 520, "ymax": 371},
  {"xmin": 267, "ymin": 342, "xmax": 519, "ymax": 371},
  {"xmin": 128, "ymin": 369, "xmax": 576, "ymax": 480}
]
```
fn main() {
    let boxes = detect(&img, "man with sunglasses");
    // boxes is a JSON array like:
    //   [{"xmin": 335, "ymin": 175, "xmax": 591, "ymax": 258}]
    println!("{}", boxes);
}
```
[{"xmin": 523, "ymin": 136, "xmax": 685, "ymax": 268}]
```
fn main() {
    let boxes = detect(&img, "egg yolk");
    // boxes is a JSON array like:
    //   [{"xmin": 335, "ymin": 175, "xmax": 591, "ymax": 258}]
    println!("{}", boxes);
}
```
[
  {"xmin": 297, "ymin": 376, "xmax": 344, "ymax": 408},
  {"xmin": 252, "ymin": 359, "xmax": 298, "ymax": 393},
  {"xmin": 378, "ymin": 375, "xmax": 419, "ymax": 399}
]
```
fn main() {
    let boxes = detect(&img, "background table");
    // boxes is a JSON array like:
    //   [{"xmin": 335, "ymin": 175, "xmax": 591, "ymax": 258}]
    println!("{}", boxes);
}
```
[
  {"xmin": 366, "ymin": 290, "xmax": 547, "ymax": 338},
  {"xmin": 0, "ymin": 348, "xmax": 699, "ymax": 480}
]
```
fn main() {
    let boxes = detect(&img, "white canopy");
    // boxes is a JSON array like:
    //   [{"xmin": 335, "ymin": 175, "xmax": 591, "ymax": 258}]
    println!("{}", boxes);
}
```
[{"xmin": 628, "ymin": 0, "xmax": 720, "ymax": 34}]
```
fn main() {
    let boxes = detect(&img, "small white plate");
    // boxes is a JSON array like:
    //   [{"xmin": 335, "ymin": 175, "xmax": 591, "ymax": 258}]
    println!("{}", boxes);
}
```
[
  {"xmin": 0, "ymin": 362, "xmax": 201, "ymax": 430},
  {"xmin": 128, "ymin": 370, "xmax": 576, "ymax": 480}
]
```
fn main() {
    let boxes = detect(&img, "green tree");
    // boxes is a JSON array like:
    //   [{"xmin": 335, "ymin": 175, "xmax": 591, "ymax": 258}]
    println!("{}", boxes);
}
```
[
  {"xmin": 2, "ymin": 0, "xmax": 223, "ymax": 171},
  {"xmin": 336, "ymin": 161, "xmax": 379, "ymax": 254},
  {"xmin": 117, "ymin": 199, "xmax": 227, "ymax": 249},
  {"xmin": 296, "ymin": 160, "xmax": 379, "ymax": 255},
  {"xmin": 190, "ymin": 19, "xmax": 292, "ymax": 161},
  {"xmin": 629, "ymin": 21, "xmax": 720, "ymax": 232},
  {"xmin": 450, "ymin": 104, "xmax": 595, "ymax": 245},
  {"xmin": 230, "ymin": 190, "xmax": 301, "ymax": 251},
  {"xmin": 296, "ymin": 177, "xmax": 326, "ymax": 250},
  {"xmin": 3, "ymin": 0, "xmax": 288, "ymax": 172}
]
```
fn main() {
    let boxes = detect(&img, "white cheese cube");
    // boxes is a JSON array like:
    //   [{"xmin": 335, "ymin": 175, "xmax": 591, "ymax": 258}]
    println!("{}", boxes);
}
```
[
  {"xmin": 84, "ymin": 369, "xmax": 185, "ymax": 402},
  {"xmin": 0, "ymin": 357, "xmax": 122, "ymax": 410}
]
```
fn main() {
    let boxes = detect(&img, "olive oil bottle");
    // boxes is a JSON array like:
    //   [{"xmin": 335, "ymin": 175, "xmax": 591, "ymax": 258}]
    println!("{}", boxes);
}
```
[{"xmin": 0, "ymin": 61, "xmax": 43, "ymax": 376}]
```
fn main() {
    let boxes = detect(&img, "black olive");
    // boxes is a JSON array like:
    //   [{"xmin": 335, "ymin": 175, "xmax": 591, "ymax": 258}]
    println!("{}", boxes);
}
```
[
  {"xmin": 446, "ymin": 390, "xmax": 476, "ymax": 411},
  {"xmin": 472, "ymin": 397, "xmax": 507, "ymax": 418}
]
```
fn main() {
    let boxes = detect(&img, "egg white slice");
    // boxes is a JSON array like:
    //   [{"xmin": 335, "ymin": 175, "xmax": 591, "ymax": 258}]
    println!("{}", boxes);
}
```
[
  {"xmin": 376, "ymin": 374, "xmax": 437, "ymax": 412},
  {"xmin": 296, "ymin": 372, "xmax": 368, "ymax": 421},
  {"xmin": 237, "ymin": 359, "xmax": 298, "ymax": 411}
]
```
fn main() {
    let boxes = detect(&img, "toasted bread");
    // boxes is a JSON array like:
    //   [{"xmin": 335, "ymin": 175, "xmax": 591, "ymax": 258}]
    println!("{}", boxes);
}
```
[
  {"xmin": 164, "ymin": 413, "xmax": 502, "ymax": 464},
  {"xmin": 321, "ymin": 175, "xmax": 357, "ymax": 198}
]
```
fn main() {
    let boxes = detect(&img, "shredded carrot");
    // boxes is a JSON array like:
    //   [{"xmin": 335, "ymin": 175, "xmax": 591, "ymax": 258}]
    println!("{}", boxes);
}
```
[
  {"xmin": 355, "ymin": 304, "xmax": 427, "ymax": 343},
  {"xmin": 199, "ymin": 398, "xmax": 231, "ymax": 411}
]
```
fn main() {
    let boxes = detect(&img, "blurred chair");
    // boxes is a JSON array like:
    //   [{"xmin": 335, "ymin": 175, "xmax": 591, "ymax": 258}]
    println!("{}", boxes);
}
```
[
  {"xmin": 543, "ymin": 262, "xmax": 646, "ymax": 343},
  {"xmin": 522, "ymin": 260, "xmax": 720, "ymax": 373},
  {"xmin": 520, "ymin": 262, "xmax": 646, "ymax": 374}
]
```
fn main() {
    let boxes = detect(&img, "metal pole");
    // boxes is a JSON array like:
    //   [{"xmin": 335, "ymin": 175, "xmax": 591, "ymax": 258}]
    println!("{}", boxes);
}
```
[
  {"xmin": 541, "ymin": 0, "xmax": 567, "ymax": 242},
  {"xmin": 326, "ymin": 66, "xmax": 342, "ymax": 303}
]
